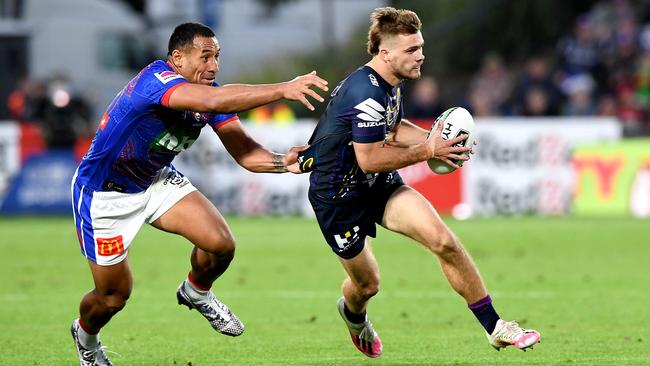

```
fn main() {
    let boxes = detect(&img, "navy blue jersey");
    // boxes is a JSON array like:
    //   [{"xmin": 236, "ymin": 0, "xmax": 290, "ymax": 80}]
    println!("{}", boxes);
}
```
[
  {"xmin": 75, "ymin": 60, "xmax": 237, "ymax": 193},
  {"xmin": 306, "ymin": 66, "xmax": 403, "ymax": 202}
]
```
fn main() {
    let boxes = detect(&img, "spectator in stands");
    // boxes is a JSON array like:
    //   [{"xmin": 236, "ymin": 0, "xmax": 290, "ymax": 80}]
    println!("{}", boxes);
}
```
[
  {"xmin": 617, "ymin": 83, "xmax": 646, "ymax": 136},
  {"xmin": 557, "ymin": 15, "xmax": 602, "ymax": 79},
  {"xmin": 562, "ymin": 73, "xmax": 598, "ymax": 116},
  {"xmin": 634, "ymin": 40, "xmax": 650, "ymax": 122},
  {"xmin": 597, "ymin": 94, "xmax": 618, "ymax": 117},
  {"xmin": 469, "ymin": 53, "xmax": 513, "ymax": 114},
  {"xmin": 467, "ymin": 89, "xmax": 496, "ymax": 118},
  {"xmin": 7, "ymin": 78, "xmax": 29, "ymax": 121},
  {"xmin": 522, "ymin": 87, "xmax": 553, "ymax": 117},
  {"xmin": 405, "ymin": 76, "xmax": 444, "ymax": 119},
  {"xmin": 41, "ymin": 75, "xmax": 92, "ymax": 149},
  {"xmin": 27, "ymin": 80, "xmax": 49, "ymax": 123},
  {"xmin": 6, "ymin": 78, "xmax": 48, "ymax": 124},
  {"xmin": 512, "ymin": 57, "xmax": 562, "ymax": 116}
]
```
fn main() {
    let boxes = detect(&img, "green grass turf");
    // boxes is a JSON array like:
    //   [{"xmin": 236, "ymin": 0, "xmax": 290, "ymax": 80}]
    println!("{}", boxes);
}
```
[{"xmin": 0, "ymin": 216, "xmax": 649, "ymax": 365}]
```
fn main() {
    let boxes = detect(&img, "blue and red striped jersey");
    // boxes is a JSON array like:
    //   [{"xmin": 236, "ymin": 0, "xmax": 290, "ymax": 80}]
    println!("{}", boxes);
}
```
[{"xmin": 75, "ymin": 60, "xmax": 237, "ymax": 193}]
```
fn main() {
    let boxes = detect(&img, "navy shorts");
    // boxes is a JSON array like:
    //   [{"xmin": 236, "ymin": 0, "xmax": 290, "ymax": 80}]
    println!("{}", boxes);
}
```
[{"xmin": 308, "ymin": 172, "xmax": 404, "ymax": 259}]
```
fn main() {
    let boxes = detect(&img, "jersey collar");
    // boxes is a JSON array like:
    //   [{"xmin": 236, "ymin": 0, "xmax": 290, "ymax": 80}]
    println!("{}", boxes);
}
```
[{"xmin": 361, "ymin": 65, "xmax": 398, "ymax": 91}]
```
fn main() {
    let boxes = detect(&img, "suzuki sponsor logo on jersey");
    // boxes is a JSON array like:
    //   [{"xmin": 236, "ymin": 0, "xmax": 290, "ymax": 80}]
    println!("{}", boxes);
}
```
[
  {"xmin": 357, "ymin": 121, "xmax": 385, "ymax": 128},
  {"xmin": 154, "ymin": 70, "xmax": 184, "ymax": 84},
  {"xmin": 354, "ymin": 98, "xmax": 386, "ymax": 128}
]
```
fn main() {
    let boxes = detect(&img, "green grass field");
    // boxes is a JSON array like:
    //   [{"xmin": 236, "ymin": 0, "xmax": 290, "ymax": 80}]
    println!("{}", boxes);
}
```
[{"xmin": 1, "ymin": 216, "xmax": 649, "ymax": 365}]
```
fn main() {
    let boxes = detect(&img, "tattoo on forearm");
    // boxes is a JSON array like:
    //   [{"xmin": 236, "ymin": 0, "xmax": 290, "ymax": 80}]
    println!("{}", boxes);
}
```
[{"xmin": 272, "ymin": 152, "xmax": 287, "ymax": 172}]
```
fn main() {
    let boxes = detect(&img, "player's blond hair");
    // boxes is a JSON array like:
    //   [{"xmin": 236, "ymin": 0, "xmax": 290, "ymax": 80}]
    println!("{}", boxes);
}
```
[{"xmin": 367, "ymin": 7, "xmax": 422, "ymax": 55}]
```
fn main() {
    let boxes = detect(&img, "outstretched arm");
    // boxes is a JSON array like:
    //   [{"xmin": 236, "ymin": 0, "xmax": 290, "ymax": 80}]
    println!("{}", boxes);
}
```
[
  {"xmin": 168, "ymin": 71, "xmax": 328, "ymax": 114},
  {"xmin": 216, "ymin": 119, "xmax": 305, "ymax": 173}
]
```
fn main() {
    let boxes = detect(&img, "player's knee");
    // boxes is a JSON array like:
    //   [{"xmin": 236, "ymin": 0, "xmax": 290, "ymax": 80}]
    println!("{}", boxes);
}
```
[
  {"xmin": 203, "ymin": 228, "xmax": 236, "ymax": 260},
  {"xmin": 102, "ymin": 292, "xmax": 130, "ymax": 314},
  {"xmin": 360, "ymin": 283, "xmax": 380, "ymax": 299},
  {"xmin": 356, "ymin": 276, "xmax": 380, "ymax": 299},
  {"xmin": 427, "ymin": 231, "xmax": 461, "ymax": 257}
]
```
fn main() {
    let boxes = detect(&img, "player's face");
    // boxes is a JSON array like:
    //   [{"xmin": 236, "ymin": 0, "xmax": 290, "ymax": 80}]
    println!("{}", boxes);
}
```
[
  {"xmin": 185, "ymin": 36, "xmax": 220, "ymax": 85},
  {"xmin": 386, "ymin": 32, "xmax": 425, "ymax": 81}
]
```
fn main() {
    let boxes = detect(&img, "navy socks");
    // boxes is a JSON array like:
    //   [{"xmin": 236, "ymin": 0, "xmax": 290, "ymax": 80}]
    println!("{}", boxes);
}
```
[{"xmin": 468, "ymin": 295, "xmax": 500, "ymax": 334}]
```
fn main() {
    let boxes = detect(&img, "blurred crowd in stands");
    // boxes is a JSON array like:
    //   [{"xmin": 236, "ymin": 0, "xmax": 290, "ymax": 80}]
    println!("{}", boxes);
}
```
[
  {"xmin": 406, "ymin": 0, "xmax": 650, "ymax": 136},
  {"xmin": 6, "ymin": 74, "xmax": 92, "ymax": 149},
  {"xmin": 5, "ymin": 0, "xmax": 649, "ymax": 140}
]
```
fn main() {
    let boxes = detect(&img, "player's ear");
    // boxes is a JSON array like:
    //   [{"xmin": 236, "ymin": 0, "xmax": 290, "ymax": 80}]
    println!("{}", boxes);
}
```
[
  {"xmin": 379, "ymin": 47, "xmax": 391, "ymax": 63},
  {"xmin": 170, "ymin": 49, "xmax": 184, "ymax": 68}
]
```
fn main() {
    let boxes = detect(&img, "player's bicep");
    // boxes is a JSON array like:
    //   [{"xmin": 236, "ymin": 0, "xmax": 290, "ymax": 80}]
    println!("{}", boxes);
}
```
[
  {"xmin": 166, "ymin": 83, "xmax": 218, "ymax": 112},
  {"xmin": 352, "ymin": 140, "xmax": 384, "ymax": 172},
  {"xmin": 351, "ymin": 119, "xmax": 386, "ymax": 144},
  {"xmin": 210, "ymin": 113, "xmax": 239, "ymax": 130}
]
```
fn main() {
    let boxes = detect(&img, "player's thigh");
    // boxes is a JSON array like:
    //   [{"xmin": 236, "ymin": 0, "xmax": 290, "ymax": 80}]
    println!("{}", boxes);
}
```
[
  {"xmin": 381, "ymin": 185, "xmax": 453, "ymax": 247},
  {"xmin": 72, "ymin": 186, "xmax": 148, "ymax": 266},
  {"xmin": 151, "ymin": 190, "xmax": 234, "ymax": 252},
  {"xmin": 88, "ymin": 258, "xmax": 133, "ymax": 301},
  {"xmin": 338, "ymin": 238, "xmax": 380, "ymax": 289}
]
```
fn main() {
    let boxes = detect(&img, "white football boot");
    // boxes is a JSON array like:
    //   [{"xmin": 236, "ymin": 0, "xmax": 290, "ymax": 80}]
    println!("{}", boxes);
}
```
[
  {"xmin": 487, "ymin": 319, "xmax": 541, "ymax": 351},
  {"xmin": 176, "ymin": 280, "xmax": 244, "ymax": 336},
  {"xmin": 70, "ymin": 319, "xmax": 115, "ymax": 366}
]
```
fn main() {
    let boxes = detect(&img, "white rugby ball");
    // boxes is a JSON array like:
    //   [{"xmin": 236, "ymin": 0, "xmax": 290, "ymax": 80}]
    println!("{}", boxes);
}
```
[{"xmin": 427, "ymin": 107, "xmax": 475, "ymax": 174}]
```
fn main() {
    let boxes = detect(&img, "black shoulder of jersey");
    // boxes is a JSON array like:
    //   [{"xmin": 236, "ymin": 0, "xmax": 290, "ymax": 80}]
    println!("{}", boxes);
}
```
[{"xmin": 339, "ymin": 66, "xmax": 389, "ymax": 99}]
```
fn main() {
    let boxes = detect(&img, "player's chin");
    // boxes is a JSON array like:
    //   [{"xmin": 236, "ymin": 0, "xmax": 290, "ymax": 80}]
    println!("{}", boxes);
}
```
[
  {"xmin": 403, "ymin": 69, "xmax": 421, "ymax": 80},
  {"xmin": 200, "ymin": 78, "xmax": 215, "ymax": 85}
]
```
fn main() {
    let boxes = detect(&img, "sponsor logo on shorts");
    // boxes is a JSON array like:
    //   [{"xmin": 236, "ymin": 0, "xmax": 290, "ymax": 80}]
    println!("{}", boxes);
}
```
[
  {"xmin": 334, "ymin": 226, "xmax": 360, "ymax": 250},
  {"xmin": 154, "ymin": 71, "xmax": 184, "ymax": 84},
  {"xmin": 163, "ymin": 171, "xmax": 186, "ymax": 186},
  {"xmin": 96, "ymin": 235, "xmax": 125, "ymax": 256}
]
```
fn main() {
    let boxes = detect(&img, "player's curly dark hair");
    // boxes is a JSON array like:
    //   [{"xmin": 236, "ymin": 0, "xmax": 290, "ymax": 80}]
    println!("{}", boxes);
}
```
[
  {"xmin": 367, "ymin": 7, "xmax": 421, "ymax": 55},
  {"xmin": 168, "ymin": 22, "xmax": 215, "ymax": 56}
]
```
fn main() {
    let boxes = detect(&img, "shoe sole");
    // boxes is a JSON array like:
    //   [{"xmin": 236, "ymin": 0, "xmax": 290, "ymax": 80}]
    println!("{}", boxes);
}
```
[{"xmin": 492, "ymin": 336, "xmax": 541, "ymax": 352}]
